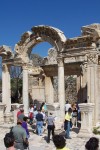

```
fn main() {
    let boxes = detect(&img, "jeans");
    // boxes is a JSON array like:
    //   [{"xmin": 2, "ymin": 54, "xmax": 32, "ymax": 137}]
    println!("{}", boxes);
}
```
[
  {"xmin": 47, "ymin": 125, "xmax": 55, "ymax": 142},
  {"xmin": 37, "ymin": 121, "xmax": 43, "ymax": 135},
  {"xmin": 66, "ymin": 121, "xmax": 70, "ymax": 138}
]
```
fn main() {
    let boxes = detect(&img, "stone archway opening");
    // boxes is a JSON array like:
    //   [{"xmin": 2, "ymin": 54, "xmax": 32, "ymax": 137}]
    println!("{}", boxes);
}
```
[{"xmin": 31, "ymin": 42, "xmax": 52, "ymax": 57}]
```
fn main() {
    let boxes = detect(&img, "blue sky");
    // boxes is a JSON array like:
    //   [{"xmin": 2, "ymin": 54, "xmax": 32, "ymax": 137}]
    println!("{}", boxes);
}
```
[{"xmin": 0, "ymin": 0, "xmax": 100, "ymax": 57}]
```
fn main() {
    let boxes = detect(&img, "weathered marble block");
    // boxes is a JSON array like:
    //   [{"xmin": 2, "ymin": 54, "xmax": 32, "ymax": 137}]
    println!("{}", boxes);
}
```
[{"xmin": 78, "ymin": 103, "xmax": 94, "ymax": 138}]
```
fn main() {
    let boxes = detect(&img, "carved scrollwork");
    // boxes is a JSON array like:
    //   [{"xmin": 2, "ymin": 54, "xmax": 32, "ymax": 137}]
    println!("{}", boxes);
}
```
[{"xmin": 87, "ymin": 54, "xmax": 98, "ymax": 64}]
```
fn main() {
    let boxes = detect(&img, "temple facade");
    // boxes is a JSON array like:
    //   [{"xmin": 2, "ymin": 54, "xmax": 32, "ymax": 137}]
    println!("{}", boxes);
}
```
[{"xmin": 0, "ymin": 23, "xmax": 100, "ymax": 125}]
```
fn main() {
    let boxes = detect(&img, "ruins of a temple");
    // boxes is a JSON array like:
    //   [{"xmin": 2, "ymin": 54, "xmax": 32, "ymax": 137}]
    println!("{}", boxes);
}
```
[{"xmin": 0, "ymin": 24, "xmax": 100, "ymax": 135}]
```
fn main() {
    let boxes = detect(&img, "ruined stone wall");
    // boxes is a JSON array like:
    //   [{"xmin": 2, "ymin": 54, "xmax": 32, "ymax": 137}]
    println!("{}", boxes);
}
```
[{"xmin": 53, "ymin": 76, "xmax": 77, "ymax": 103}]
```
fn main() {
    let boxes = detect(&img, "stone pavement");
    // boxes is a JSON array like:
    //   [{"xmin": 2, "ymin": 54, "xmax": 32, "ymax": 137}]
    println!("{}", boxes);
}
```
[{"xmin": 0, "ymin": 125, "xmax": 100, "ymax": 150}]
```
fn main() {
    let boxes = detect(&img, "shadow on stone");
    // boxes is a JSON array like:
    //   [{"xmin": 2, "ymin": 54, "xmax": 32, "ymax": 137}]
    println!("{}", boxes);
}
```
[
  {"xmin": 72, "ymin": 127, "xmax": 80, "ymax": 134},
  {"xmin": 43, "ymin": 135, "xmax": 49, "ymax": 143},
  {"xmin": 59, "ymin": 131, "xmax": 66, "ymax": 136}
]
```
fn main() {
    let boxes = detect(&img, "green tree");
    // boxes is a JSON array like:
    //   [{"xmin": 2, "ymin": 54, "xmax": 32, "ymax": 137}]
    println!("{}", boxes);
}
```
[{"xmin": 10, "ymin": 66, "xmax": 22, "ymax": 103}]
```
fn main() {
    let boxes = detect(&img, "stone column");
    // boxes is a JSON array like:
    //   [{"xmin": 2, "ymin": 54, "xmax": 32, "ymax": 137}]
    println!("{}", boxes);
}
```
[
  {"xmin": 2, "ymin": 64, "xmax": 12, "ymax": 123},
  {"xmin": 78, "ymin": 103, "xmax": 94, "ymax": 138},
  {"xmin": 80, "ymin": 63, "xmax": 87, "ymax": 102},
  {"xmin": 87, "ymin": 65, "xmax": 95, "ymax": 103},
  {"xmin": 87, "ymin": 64, "xmax": 99, "ymax": 124},
  {"xmin": 94, "ymin": 65, "xmax": 99, "ymax": 123},
  {"xmin": 45, "ymin": 76, "xmax": 54, "ymax": 104},
  {"xmin": 2, "ymin": 64, "xmax": 11, "ymax": 113},
  {"xmin": 23, "ymin": 66, "xmax": 29, "ymax": 115},
  {"xmin": 97, "ymin": 66, "xmax": 100, "ymax": 121},
  {"xmin": 57, "ymin": 57, "xmax": 65, "ymax": 120},
  {"xmin": 76, "ymin": 75, "xmax": 81, "ymax": 103}
]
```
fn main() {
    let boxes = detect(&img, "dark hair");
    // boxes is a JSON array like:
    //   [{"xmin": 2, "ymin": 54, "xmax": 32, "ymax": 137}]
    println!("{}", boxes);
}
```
[
  {"xmin": 53, "ymin": 135, "xmax": 66, "ymax": 149},
  {"xmin": 4, "ymin": 133, "xmax": 14, "ymax": 148},
  {"xmin": 40, "ymin": 102, "xmax": 45, "ymax": 110},
  {"xmin": 85, "ymin": 137, "xmax": 99, "ymax": 150},
  {"xmin": 20, "ymin": 109, "xmax": 24, "ymax": 113},
  {"xmin": 17, "ymin": 121, "xmax": 22, "ymax": 125},
  {"xmin": 68, "ymin": 108, "xmax": 72, "ymax": 113},
  {"xmin": 23, "ymin": 116, "xmax": 29, "ymax": 122},
  {"xmin": 34, "ymin": 108, "xmax": 37, "ymax": 111},
  {"xmin": 66, "ymin": 100, "xmax": 68, "ymax": 104},
  {"xmin": 50, "ymin": 112, "xmax": 53, "ymax": 115}
]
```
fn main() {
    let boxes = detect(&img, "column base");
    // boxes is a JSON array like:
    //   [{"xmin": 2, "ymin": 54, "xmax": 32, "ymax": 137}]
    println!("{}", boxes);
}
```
[
  {"xmin": 77, "ymin": 128, "xmax": 93, "ymax": 138},
  {"xmin": 0, "ymin": 111, "xmax": 4, "ymax": 124},
  {"xmin": 4, "ymin": 112, "xmax": 14, "ymax": 124}
]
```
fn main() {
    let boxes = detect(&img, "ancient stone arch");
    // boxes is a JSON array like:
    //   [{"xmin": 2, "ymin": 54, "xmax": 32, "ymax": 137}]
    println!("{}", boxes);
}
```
[{"xmin": 14, "ymin": 25, "xmax": 66, "ymax": 63}]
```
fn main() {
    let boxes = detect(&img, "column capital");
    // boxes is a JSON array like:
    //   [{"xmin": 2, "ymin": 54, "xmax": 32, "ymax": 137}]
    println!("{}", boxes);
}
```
[
  {"xmin": 79, "ymin": 103, "xmax": 95, "ymax": 112},
  {"xmin": 2, "ymin": 64, "xmax": 10, "ymax": 72},
  {"xmin": 57, "ymin": 57, "xmax": 64, "ymax": 67},
  {"xmin": 22, "ymin": 65, "xmax": 28, "ymax": 70}
]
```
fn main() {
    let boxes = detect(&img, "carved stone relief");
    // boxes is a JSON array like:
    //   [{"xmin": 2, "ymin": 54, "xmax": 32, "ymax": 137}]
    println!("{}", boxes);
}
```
[
  {"xmin": 80, "ymin": 62, "xmax": 87, "ymax": 75},
  {"xmin": 87, "ymin": 54, "xmax": 98, "ymax": 64},
  {"xmin": 0, "ymin": 45, "xmax": 13, "ymax": 59}
]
